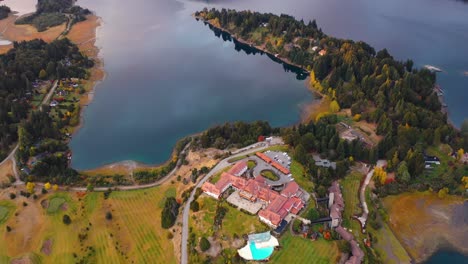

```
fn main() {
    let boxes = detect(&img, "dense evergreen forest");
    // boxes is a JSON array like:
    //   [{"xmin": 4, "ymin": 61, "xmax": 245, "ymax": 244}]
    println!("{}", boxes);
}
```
[
  {"xmin": 195, "ymin": 9, "xmax": 467, "ymax": 195},
  {"xmin": 16, "ymin": 0, "xmax": 90, "ymax": 32},
  {"xmin": 0, "ymin": 39, "xmax": 92, "ymax": 183}
]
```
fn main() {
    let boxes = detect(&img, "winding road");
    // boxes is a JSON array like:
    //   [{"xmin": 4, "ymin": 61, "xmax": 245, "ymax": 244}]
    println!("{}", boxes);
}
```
[
  {"xmin": 180, "ymin": 140, "xmax": 281, "ymax": 264},
  {"xmin": 0, "ymin": 80, "xmax": 58, "ymax": 185}
]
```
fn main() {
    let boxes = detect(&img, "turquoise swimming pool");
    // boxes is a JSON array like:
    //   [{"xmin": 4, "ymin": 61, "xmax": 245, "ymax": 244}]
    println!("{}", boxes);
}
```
[{"xmin": 250, "ymin": 242, "xmax": 274, "ymax": 260}]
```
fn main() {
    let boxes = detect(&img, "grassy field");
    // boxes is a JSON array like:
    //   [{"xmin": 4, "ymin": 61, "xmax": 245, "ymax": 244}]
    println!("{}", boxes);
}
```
[
  {"xmin": 0, "ymin": 184, "xmax": 178, "ymax": 263},
  {"xmin": 270, "ymin": 232, "xmax": 339, "ymax": 263},
  {"xmin": 46, "ymin": 196, "xmax": 66, "ymax": 214},
  {"xmin": 340, "ymin": 172, "xmax": 362, "ymax": 231},
  {"xmin": 290, "ymin": 160, "xmax": 314, "ymax": 193},
  {"xmin": 247, "ymin": 160, "xmax": 256, "ymax": 169},
  {"xmin": 261, "ymin": 169, "xmax": 279, "ymax": 181},
  {"xmin": 0, "ymin": 201, "xmax": 14, "ymax": 225}
]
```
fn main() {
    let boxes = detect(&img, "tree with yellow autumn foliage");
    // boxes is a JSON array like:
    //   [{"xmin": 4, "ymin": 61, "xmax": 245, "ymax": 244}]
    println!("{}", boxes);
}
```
[
  {"xmin": 373, "ymin": 167, "xmax": 387, "ymax": 185},
  {"xmin": 44, "ymin": 182, "xmax": 51, "ymax": 190},
  {"xmin": 456, "ymin": 148, "xmax": 465, "ymax": 161},
  {"xmin": 438, "ymin": 187, "xmax": 449, "ymax": 199},
  {"xmin": 462, "ymin": 176, "xmax": 468, "ymax": 190},
  {"xmin": 53, "ymin": 184, "xmax": 59, "ymax": 191},
  {"xmin": 26, "ymin": 182, "xmax": 36, "ymax": 194},
  {"xmin": 329, "ymin": 100, "xmax": 340, "ymax": 113}
]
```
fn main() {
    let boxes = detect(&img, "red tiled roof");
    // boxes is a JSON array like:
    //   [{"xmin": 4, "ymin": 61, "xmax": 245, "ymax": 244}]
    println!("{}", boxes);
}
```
[
  {"xmin": 230, "ymin": 174, "xmax": 248, "ymax": 189},
  {"xmin": 266, "ymin": 195, "xmax": 288, "ymax": 213},
  {"xmin": 271, "ymin": 162, "xmax": 290, "ymax": 174},
  {"xmin": 201, "ymin": 182, "xmax": 221, "ymax": 197},
  {"xmin": 256, "ymin": 152, "xmax": 272, "ymax": 163},
  {"xmin": 228, "ymin": 160, "xmax": 247, "ymax": 176},
  {"xmin": 259, "ymin": 209, "xmax": 282, "ymax": 226},
  {"xmin": 215, "ymin": 172, "xmax": 233, "ymax": 191},
  {"xmin": 281, "ymin": 181, "xmax": 300, "ymax": 198}
]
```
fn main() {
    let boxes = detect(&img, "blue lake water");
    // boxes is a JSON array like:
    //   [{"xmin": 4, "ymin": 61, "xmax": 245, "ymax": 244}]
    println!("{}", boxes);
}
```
[
  {"xmin": 7, "ymin": 0, "xmax": 465, "ymax": 170},
  {"xmin": 425, "ymin": 250, "xmax": 468, "ymax": 264}
]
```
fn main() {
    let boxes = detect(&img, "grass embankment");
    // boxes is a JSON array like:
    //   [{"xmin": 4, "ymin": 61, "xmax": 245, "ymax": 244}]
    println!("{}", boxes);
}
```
[
  {"xmin": 0, "ymin": 184, "xmax": 178, "ymax": 263},
  {"xmin": 270, "ymin": 232, "xmax": 339, "ymax": 263},
  {"xmin": 290, "ymin": 160, "xmax": 314, "ymax": 193},
  {"xmin": 340, "ymin": 172, "xmax": 362, "ymax": 232}
]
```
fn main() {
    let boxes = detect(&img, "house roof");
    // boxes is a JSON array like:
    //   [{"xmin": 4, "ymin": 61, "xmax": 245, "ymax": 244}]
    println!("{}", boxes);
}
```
[
  {"xmin": 281, "ymin": 181, "xmax": 301, "ymax": 198},
  {"xmin": 201, "ymin": 182, "xmax": 221, "ymax": 197},
  {"xmin": 256, "ymin": 152, "xmax": 273, "ymax": 163},
  {"xmin": 259, "ymin": 209, "xmax": 282, "ymax": 226},
  {"xmin": 271, "ymin": 162, "xmax": 290, "ymax": 174},
  {"xmin": 335, "ymin": 226, "xmax": 354, "ymax": 241},
  {"xmin": 228, "ymin": 160, "xmax": 247, "ymax": 175},
  {"xmin": 215, "ymin": 172, "xmax": 233, "ymax": 191}
]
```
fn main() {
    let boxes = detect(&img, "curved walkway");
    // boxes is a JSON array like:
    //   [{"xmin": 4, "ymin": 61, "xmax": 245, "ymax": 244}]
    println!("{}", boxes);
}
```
[
  {"xmin": 357, "ymin": 167, "xmax": 373, "ymax": 228},
  {"xmin": 180, "ymin": 141, "xmax": 280, "ymax": 264}
]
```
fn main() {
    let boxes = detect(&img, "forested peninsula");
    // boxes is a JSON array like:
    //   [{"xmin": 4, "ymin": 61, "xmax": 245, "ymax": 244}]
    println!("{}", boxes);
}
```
[{"xmin": 195, "ymin": 9, "xmax": 467, "ymax": 196}]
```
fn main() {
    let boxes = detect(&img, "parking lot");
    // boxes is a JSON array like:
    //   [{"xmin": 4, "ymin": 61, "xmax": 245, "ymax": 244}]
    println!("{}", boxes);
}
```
[
  {"xmin": 250, "ymin": 151, "xmax": 293, "ymax": 186},
  {"xmin": 264, "ymin": 150, "xmax": 291, "ymax": 169}
]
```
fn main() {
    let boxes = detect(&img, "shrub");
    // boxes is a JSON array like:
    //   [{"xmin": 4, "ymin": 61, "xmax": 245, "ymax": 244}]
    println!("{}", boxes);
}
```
[
  {"xmin": 161, "ymin": 197, "xmax": 179, "ymax": 229},
  {"xmin": 63, "ymin": 214, "xmax": 72, "ymax": 225},
  {"xmin": 105, "ymin": 212, "xmax": 112, "ymax": 220},
  {"xmin": 23, "ymin": 202, "xmax": 28, "ymax": 207},
  {"xmin": 167, "ymin": 232, "xmax": 174, "ymax": 240},
  {"xmin": 190, "ymin": 200, "xmax": 200, "ymax": 212},
  {"xmin": 41, "ymin": 188, "xmax": 48, "ymax": 194},
  {"xmin": 6, "ymin": 226, "xmax": 11, "ymax": 232},
  {"xmin": 199, "ymin": 237, "xmax": 211, "ymax": 252},
  {"xmin": 9, "ymin": 193, "xmax": 16, "ymax": 199}
]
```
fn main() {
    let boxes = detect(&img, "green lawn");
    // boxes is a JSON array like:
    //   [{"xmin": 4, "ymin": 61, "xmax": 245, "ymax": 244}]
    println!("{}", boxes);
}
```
[
  {"xmin": 247, "ymin": 160, "xmax": 256, "ymax": 169},
  {"xmin": 340, "ymin": 172, "xmax": 362, "ymax": 234},
  {"xmin": 0, "ymin": 201, "xmax": 15, "ymax": 225},
  {"xmin": 261, "ymin": 170, "xmax": 280, "ymax": 181},
  {"xmin": 291, "ymin": 160, "xmax": 314, "ymax": 193},
  {"xmin": 271, "ymin": 232, "xmax": 339, "ymax": 264},
  {"xmin": 46, "ymin": 193, "xmax": 73, "ymax": 214}
]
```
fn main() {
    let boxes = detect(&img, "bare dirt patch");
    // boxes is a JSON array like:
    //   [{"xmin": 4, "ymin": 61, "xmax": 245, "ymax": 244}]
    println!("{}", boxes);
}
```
[
  {"xmin": 41, "ymin": 239, "xmax": 53, "ymax": 255},
  {"xmin": 204, "ymin": 236, "xmax": 222, "ymax": 257},
  {"xmin": 60, "ymin": 202, "xmax": 68, "ymax": 211},
  {"xmin": 0, "ymin": 159, "xmax": 14, "ymax": 184},
  {"xmin": 40, "ymin": 199, "xmax": 49, "ymax": 209},
  {"xmin": 5, "ymin": 197, "xmax": 45, "ymax": 256}
]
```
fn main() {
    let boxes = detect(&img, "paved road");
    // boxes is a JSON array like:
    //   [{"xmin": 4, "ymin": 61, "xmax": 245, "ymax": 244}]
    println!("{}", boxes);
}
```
[
  {"xmin": 357, "ymin": 168, "xmax": 373, "ymax": 227},
  {"xmin": 40, "ymin": 80, "xmax": 58, "ymax": 111},
  {"xmin": 180, "ymin": 141, "xmax": 280, "ymax": 264},
  {"xmin": 0, "ymin": 144, "xmax": 20, "ymax": 183}
]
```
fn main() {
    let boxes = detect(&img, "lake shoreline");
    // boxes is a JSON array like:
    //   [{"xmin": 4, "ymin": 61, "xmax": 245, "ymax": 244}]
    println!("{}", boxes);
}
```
[
  {"xmin": 195, "ymin": 15, "xmax": 330, "ymax": 125},
  {"xmin": 384, "ymin": 192, "xmax": 468, "ymax": 263}
]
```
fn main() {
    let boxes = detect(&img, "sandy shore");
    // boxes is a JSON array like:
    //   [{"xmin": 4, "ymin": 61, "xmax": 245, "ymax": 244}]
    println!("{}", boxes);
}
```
[{"xmin": 64, "ymin": 14, "xmax": 106, "ymax": 136}]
